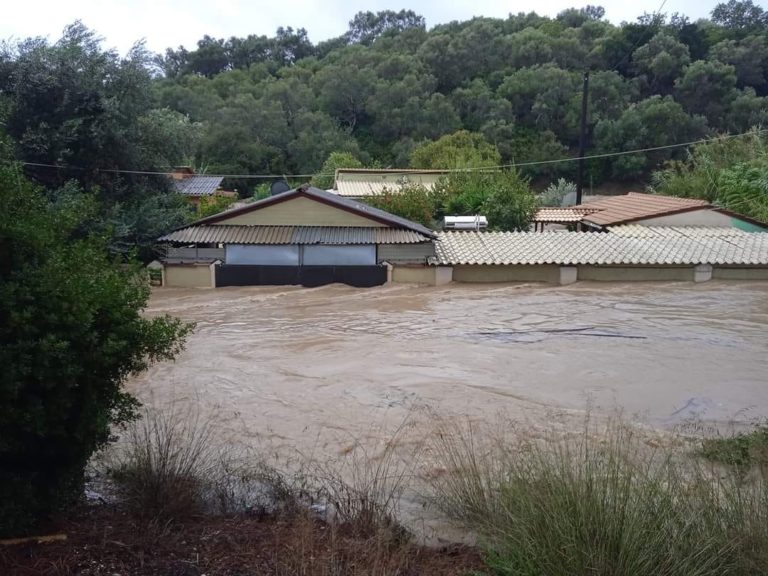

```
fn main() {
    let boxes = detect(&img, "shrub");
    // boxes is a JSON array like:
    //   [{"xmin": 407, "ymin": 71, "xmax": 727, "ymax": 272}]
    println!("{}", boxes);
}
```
[
  {"xmin": 364, "ymin": 184, "xmax": 436, "ymax": 228},
  {"xmin": 428, "ymin": 416, "xmax": 768, "ymax": 576},
  {"xmin": 540, "ymin": 178, "xmax": 577, "ymax": 207},
  {"xmin": 433, "ymin": 170, "xmax": 537, "ymax": 230},
  {"xmin": 0, "ymin": 164, "xmax": 191, "ymax": 537},
  {"xmin": 197, "ymin": 194, "xmax": 237, "ymax": 218}
]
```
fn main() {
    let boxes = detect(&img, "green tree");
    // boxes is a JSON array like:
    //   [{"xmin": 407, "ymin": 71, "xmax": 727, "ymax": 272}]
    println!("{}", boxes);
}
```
[
  {"xmin": 594, "ymin": 95, "xmax": 708, "ymax": 179},
  {"xmin": 311, "ymin": 151, "xmax": 364, "ymax": 190},
  {"xmin": 345, "ymin": 10, "xmax": 425, "ymax": 45},
  {"xmin": 410, "ymin": 130, "xmax": 501, "ymax": 169},
  {"xmin": 483, "ymin": 170, "xmax": 539, "ymax": 231},
  {"xmin": 1, "ymin": 23, "xmax": 196, "ymax": 256},
  {"xmin": 632, "ymin": 32, "xmax": 691, "ymax": 94},
  {"xmin": 711, "ymin": 0, "xmax": 768, "ymax": 36},
  {"xmin": 363, "ymin": 184, "xmax": 436, "ymax": 228},
  {"xmin": 0, "ymin": 162, "xmax": 191, "ymax": 537},
  {"xmin": 434, "ymin": 170, "xmax": 537, "ymax": 231},
  {"xmin": 674, "ymin": 60, "xmax": 738, "ymax": 127}
]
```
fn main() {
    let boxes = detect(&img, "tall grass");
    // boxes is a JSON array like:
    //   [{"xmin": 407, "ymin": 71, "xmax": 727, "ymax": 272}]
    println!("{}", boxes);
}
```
[
  {"xmin": 428, "ymin": 416, "xmax": 768, "ymax": 576},
  {"xmin": 106, "ymin": 406, "xmax": 220, "ymax": 521}
]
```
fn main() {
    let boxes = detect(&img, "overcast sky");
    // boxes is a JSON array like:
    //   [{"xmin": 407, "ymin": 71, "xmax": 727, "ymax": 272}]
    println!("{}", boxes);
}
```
[{"xmin": 1, "ymin": 0, "xmax": 726, "ymax": 55}]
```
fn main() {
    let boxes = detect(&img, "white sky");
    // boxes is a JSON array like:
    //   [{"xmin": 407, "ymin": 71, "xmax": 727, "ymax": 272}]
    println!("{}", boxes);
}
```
[{"xmin": 0, "ymin": 0, "xmax": 728, "ymax": 55}]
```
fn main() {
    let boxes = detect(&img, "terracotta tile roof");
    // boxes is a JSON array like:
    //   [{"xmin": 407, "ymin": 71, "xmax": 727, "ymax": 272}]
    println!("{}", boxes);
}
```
[
  {"xmin": 534, "ymin": 207, "xmax": 598, "ymax": 223},
  {"xmin": 575, "ymin": 192, "xmax": 711, "ymax": 226},
  {"xmin": 159, "ymin": 226, "xmax": 431, "ymax": 245},
  {"xmin": 435, "ymin": 228, "xmax": 768, "ymax": 266}
]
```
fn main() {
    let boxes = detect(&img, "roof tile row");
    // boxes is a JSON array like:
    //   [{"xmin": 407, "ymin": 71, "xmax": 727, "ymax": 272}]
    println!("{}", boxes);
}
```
[
  {"xmin": 435, "ymin": 227, "xmax": 768, "ymax": 266},
  {"xmin": 159, "ymin": 225, "xmax": 430, "ymax": 245}
]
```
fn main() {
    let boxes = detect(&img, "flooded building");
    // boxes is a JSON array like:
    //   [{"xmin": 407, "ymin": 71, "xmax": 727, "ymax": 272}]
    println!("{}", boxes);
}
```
[
  {"xmin": 433, "ymin": 226, "xmax": 768, "ymax": 284},
  {"xmin": 158, "ymin": 184, "xmax": 436, "ymax": 288},
  {"xmin": 532, "ymin": 192, "xmax": 768, "ymax": 232}
]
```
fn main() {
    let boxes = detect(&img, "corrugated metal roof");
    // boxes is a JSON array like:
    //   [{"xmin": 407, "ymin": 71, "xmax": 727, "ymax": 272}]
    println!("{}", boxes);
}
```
[
  {"xmin": 173, "ymin": 176, "xmax": 225, "ymax": 196},
  {"xmin": 159, "ymin": 225, "xmax": 431, "ymax": 245},
  {"xmin": 435, "ymin": 229, "xmax": 768, "ymax": 266},
  {"xmin": 575, "ymin": 193, "xmax": 711, "ymax": 226}
]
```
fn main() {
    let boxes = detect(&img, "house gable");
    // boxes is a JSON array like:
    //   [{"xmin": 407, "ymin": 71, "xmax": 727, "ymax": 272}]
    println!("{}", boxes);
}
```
[{"xmin": 214, "ymin": 196, "xmax": 387, "ymax": 227}]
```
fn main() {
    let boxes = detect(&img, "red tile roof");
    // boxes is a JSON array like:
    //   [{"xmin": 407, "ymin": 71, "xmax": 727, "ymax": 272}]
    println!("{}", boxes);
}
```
[{"xmin": 573, "ymin": 193, "xmax": 711, "ymax": 227}]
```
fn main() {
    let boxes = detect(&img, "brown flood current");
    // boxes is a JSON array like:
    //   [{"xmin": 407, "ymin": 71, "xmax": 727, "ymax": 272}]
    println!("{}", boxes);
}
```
[{"xmin": 130, "ymin": 281, "xmax": 768, "ymax": 539}]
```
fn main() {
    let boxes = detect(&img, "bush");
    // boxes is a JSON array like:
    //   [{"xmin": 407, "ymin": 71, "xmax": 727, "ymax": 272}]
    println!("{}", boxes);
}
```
[
  {"xmin": 540, "ymin": 178, "xmax": 577, "ymax": 207},
  {"xmin": 363, "ymin": 184, "xmax": 437, "ymax": 228},
  {"xmin": 0, "ymin": 164, "xmax": 192, "ymax": 537},
  {"xmin": 428, "ymin": 416, "xmax": 768, "ymax": 576},
  {"xmin": 197, "ymin": 194, "xmax": 237, "ymax": 218}
]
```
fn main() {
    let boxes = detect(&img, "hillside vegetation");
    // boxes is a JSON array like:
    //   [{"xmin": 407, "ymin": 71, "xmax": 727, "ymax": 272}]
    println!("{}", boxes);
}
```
[
  {"xmin": 152, "ymin": 1, "xmax": 768, "ymax": 188},
  {"xmin": 0, "ymin": 1, "xmax": 767, "ymax": 246}
]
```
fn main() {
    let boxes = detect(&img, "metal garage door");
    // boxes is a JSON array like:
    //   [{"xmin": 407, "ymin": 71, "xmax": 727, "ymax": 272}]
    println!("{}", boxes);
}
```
[
  {"xmin": 302, "ymin": 245, "xmax": 376, "ymax": 266},
  {"xmin": 225, "ymin": 244, "xmax": 299, "ymax": 265}
]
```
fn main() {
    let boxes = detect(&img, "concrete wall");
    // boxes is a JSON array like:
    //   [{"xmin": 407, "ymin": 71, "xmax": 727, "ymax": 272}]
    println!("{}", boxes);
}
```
[
  {"xmin": 164, "ymin": 263, "xmax": 215, "ymax": 288},
  {"xmin": 452, "ymin": 264, "xmax": 561, "ymax": 283},
  {"xmin": 219, "ymin": 197, "xmax": 385, "ymax": 227},
  {"xmin": 578, "ymin": 265, "xmax": 694, "ymax": 282},
  {"xmin": 378, "ymin": 243, "xmax": 436, "ymax": 264},
  {"xmin": 712, "ymin": 267, "xmax": 768, "ymax": 280},
  {"xmin": 391, "ymin": 265, "xmax": 452, "ymax": 285}
]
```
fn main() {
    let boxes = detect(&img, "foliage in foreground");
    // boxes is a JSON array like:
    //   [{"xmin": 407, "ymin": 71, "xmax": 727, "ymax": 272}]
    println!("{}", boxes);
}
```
[
  {"xmin": 0, "ymin": 163, "xmax": 192, "ymax": 537},
  {"xmin": 650, "ymin": 129, "xmax": 768, "ymax": 222},
  {"xmin": 429, "ymin": 417, "xmax": 768, "ymax": 576}
]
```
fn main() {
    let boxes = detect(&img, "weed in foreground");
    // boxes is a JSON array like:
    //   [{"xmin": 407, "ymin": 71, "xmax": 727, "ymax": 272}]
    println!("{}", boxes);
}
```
[{"xmin": 427, "ymin": 416, "xmax": 768, "ymax": 576}]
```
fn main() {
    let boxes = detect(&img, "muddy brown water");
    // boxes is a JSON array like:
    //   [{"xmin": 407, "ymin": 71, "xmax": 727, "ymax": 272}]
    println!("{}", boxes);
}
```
[{"xmin": 129, "ymin": 281, "xmax": 768, "ymax": 540}]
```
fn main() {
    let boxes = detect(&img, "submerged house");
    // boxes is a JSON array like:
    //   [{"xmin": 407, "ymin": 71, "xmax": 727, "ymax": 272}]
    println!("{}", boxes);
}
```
[
  {"xmin": 532, "ymin": 192, "xmax": 768, "ymax": 232},
  {"xmin": 433, "ymin": 226, "xmax": 768, "ymax": 284},
  {"xmin": 158, "ymin": 184, "xmax": 436, "ymax": 288}
]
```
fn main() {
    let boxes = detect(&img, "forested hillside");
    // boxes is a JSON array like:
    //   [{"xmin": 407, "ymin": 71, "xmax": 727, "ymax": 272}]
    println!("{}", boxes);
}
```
[
  {"xmin": 1, "ymin": 1, "xmax": 767, "ymax": 248},
  {"xmin": 152, "ymin": 1, "xmax": 768, "ymax": 189}
]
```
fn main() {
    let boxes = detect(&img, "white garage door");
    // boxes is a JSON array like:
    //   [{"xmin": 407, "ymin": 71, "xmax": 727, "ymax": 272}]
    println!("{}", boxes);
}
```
[
  {"xmin": 302, "ymin": 245, "xmax": 376, "ymax": 266},
  {"xmin": 226, "ymin": 244, "xmax": 300, "ymax": 265}
]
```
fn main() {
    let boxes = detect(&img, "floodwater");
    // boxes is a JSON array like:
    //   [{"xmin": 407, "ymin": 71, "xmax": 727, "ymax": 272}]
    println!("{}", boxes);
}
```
[{"xmin": 129, "ymin": 281, "xmax": 768, "ymax": 538}]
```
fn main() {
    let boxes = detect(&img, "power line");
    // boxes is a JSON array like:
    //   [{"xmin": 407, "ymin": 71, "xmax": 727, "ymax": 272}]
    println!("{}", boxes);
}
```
[
  {"xmin": 6, "ymin": 129, "xmax": 765, "ymax": 178},
  {"xmin": 500, "ymin": 130, "xmax": 763, "ymax": 169}
]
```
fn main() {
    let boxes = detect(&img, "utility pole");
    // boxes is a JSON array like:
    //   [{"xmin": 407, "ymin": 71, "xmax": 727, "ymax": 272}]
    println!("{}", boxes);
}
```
[{"xmin": 576, "ymin": 70, "xmax": 589, "ymax": 206}]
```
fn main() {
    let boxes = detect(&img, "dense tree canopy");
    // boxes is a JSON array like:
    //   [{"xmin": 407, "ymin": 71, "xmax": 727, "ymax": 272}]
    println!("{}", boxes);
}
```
[
  {"xmin": 0, "ymin": 1, "xmax": 767, "ymax": 214},
  {"xmin": 136, "ymin": 2, "xmax": 768, "ymax": 190}
]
